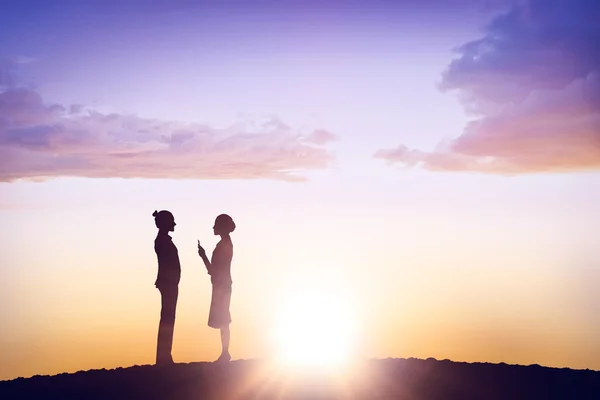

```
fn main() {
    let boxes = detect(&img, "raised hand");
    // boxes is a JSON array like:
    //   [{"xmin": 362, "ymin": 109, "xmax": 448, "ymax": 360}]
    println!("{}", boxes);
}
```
[{"xmin": 197, "ymin": 239, "xmax": 207, "ymax": 258}]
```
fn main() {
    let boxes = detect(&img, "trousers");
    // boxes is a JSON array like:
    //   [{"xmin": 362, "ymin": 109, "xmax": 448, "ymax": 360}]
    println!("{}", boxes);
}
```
[{"xmin": 156, "ymin": 285, "xmax": 178, "ymax": 364}]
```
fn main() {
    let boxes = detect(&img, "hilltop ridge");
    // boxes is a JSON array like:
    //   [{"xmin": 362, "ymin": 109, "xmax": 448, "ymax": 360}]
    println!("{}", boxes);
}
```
[{"xmin": 1, "ymin": 358, "xmax": 599, "ymax": 399}]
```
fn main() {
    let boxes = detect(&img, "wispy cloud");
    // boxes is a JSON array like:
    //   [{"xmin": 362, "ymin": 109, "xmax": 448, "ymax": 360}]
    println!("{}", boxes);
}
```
[
  {"xmin": 14, "ymin": 55, "xmax": 38, "ymax": 65},
  {"xmin": 376, "ymin": 0, "xmax": 600, "ymax": 174},
  {"xmin": 0, "ymin": 58, "xmax": 17, "ymax": 88},
  {"xmin": 0, "ymin": 87, "xmax": 337, "ymax": 182}
]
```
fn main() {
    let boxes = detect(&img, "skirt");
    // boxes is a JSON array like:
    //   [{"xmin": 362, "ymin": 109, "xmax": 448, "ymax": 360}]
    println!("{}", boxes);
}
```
[{"xmin": 208, "ymin": 284, "xmax": 232, "ymax": 329}]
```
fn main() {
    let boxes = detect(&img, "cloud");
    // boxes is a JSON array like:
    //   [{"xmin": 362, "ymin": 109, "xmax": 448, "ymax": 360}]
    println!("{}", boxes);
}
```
[
  {"xmin": 14, "ymin": 56, "xmax": 38, "ymax": 65},
  {"xmin": 0, "ymin": 88, "xmax": 337, "ymax": 182},
  {"xmin": 376, "ymin": 0, "xmax": 600, "ymax": 174},
  {"xmin": 303, "ymin": 129, "xmax": 339, "ymax": 145},
  {"xmin": 0, "ymin": 59, "xmax": 17, "ymax": 88}
]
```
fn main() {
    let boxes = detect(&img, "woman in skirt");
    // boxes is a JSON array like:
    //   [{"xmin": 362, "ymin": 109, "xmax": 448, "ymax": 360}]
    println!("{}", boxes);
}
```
[{"xmin": 197, "ymin": 214, "xmax": 235, "ymax": 362}]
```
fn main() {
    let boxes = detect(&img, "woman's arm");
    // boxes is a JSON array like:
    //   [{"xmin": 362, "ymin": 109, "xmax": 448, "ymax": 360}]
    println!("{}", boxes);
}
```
[
  {"xmin": 198, "ymin": 241, "xmax": 212, "ymax": 274},
  {"xmin": 200, "ymin": 253, "xmax": 212, "ymax": 275},
  {"xmin": 154, "ymin": 241, "xmax": 167, "ymax": 287}
]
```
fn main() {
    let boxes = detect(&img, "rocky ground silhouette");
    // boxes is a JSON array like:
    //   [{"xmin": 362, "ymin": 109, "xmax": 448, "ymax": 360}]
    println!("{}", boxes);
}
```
[{"xmin": 1, "ymin": 358, "xmax": 599, "ymax": 399}]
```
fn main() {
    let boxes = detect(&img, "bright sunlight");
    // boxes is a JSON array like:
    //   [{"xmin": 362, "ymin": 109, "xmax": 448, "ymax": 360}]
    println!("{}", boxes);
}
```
[{"xmin": 274, "ymin": 288, "xmax": 357, "ymax": 367}]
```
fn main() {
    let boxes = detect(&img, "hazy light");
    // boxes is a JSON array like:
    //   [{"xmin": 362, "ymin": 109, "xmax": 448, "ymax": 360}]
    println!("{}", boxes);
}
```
[{"xmin": 274, "ymin": 287, "xmax": 357, "ymax": 367}]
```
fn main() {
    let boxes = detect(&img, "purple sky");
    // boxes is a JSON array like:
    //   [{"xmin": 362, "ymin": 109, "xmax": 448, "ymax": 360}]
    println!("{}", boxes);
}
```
[{"xmin": 1, "ymin": 0, "xmax": 598, "ymax": 180}]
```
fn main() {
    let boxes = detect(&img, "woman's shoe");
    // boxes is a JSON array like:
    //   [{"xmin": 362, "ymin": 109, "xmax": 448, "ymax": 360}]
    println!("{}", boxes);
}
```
[{"xmin": 215, "ymin": 352, "xmax": 231, "ymax": 363}]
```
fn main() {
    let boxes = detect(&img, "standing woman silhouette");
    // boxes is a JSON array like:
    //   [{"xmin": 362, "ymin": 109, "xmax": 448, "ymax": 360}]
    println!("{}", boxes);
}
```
[
  {"xmin": 152, "ymin": 210, "xmax": 181, "ymax": 365},
  {"xmin": 198, "ymin": 214, "xmax": 235, "ymax": 363}
]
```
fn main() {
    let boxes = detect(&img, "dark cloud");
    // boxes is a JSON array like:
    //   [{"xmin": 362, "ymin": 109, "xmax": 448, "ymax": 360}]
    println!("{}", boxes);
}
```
[
  {"xmin": 0, "ymin": 87, "xmax": 337, "ymax": 182},
  {"xmin": 376, "ymin": 0, "xmax": 600, "ymax": 174}
]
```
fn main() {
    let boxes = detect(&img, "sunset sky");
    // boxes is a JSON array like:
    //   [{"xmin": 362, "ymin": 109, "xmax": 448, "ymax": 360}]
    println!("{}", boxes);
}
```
[{"xmin": 1, "ymin": 0, "xmax": 599, "ymax": 380}]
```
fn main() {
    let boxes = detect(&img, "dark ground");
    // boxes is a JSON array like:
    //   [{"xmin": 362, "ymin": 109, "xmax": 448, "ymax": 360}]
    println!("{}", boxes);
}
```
[{"xmin": 1, "ymin": 358, "xmax": 599, "ymax": 400}]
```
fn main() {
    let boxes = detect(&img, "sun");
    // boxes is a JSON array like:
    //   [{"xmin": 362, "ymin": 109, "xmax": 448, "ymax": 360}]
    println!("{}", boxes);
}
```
[{"xmin": 273, "ymin": 289, "xmax": 357, "ymax": 367}]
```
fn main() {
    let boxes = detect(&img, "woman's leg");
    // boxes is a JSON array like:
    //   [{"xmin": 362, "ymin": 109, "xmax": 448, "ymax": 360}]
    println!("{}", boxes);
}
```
[
  {"xmin": 211, "ymin": 285, "xmax": 232, "ymax": 362},
  {"xmin": 220, "ymin": 327, "xmax": 230, "ymax": 358},
  {"xmin": 156, "ymin": 285, "xmax": 178, "ymax": 364}
]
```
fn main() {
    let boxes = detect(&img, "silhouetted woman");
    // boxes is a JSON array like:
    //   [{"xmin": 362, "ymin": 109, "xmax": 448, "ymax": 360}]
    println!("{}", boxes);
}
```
[
  {"xmin": 153, "ymin": 210, "xmax": 181, "ymax": 365},
  {"xmin": 197, "ymin": 214, "xmax": 235, "ymax": 363}
]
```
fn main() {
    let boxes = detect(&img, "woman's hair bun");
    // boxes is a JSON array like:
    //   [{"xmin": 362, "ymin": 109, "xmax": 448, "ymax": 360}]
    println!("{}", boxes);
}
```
[
  {"xmin": 215, "ymin": 213, "xmax": 236, "ymax": 234},
  {"xmin": 152, "ymin": 210, "xmax": 158, "ymax": 217}
]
